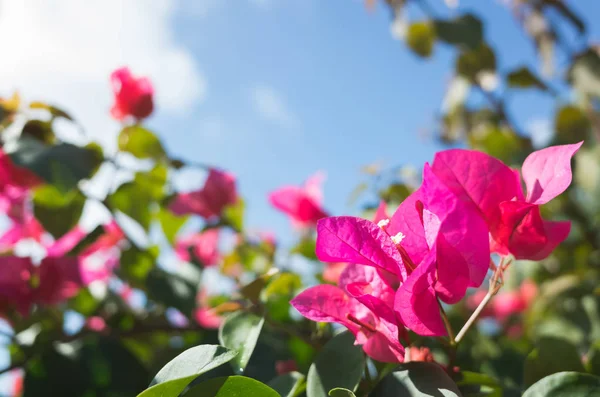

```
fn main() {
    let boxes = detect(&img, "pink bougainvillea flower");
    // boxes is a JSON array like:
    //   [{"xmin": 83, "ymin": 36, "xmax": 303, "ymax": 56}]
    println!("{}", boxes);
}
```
[
  {"xmin": 86, "ymin": 316, "xmax": 108, "ymax": 332},
  {"xmin": 322, "ymin": 201, "xmax": 391, "ymax": 284},
  {"xmin": 175, "ymin": 228, "xmax": 220, "ymax": 267},
  {"xmin": 313, "ymin": 163, "xmax": 490, "ymax": 337},
  {"xmin": 170, "ymin": 168, "xmax": 238, "ymax": 220},
  {"xmin": 0, "ymin": 256, "xmax": 83, "ymax": 316},
  {"xmin": 0, "ymin": 150, "xmax": 41, "ymax": 191},
  {"xmin": 269, "ymin": 172, "xmax": 329, "ymax": 228},
  {"xmin": 47, "ymin": 221, "xmax": 125, "ymax": 285},
  {"xmin": 468, "ymin": 279, "xmax": 538, "ymax": 323},
  {"xmin": 292, "ymin": 264, "xmax": 406, "ymax": 363},
  {"xmin": 0, "ymin": 186, "xmax": 45, "ymax": 250},
  {"xmin": 431, "ymin": 142, "xmax": 581, "ymax": 260},
  {"xmin": 110, "ymin": 67, "xmax": 154, "ymax": 121}
]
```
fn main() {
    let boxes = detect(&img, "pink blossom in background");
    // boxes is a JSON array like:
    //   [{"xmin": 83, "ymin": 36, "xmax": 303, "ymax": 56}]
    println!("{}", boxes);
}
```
[
  {"xmin": 269, "ymin": 171, "xmax": 329, "ymax": 228},
  {"xmin": 194, "ymin": 291, "xmax": 223, "ymax": 329},
  {"xmin": 86, "ymin": 316, "xmax": 107, "ymax": 332},
  {"xmin": 292, "ymin": 264, "xmax": 406, "ymax": 363},
  {"xmin": 407, "ymin": 346, "xmax": 435, "ymax": 363},
  {"xmin": 275, "ymin": 360, "xmax": 298, "ymax": 375},
  {"xmin": 0, "ymin": 256, "xmax": 83, "ymax": 316},
  {"xmin": 170, "ymin": 168, "xmax": 238, "ymax": 220},
  {"xmin": 467, "ymin": 279, "xmax": 538, "ymax": 323},
  {"xmin": 0, "ymin": 186, "xmax": 45, "ymax": 250},
  {"xmin": 110, "ymin": 67, "xmax": 154, "ymax": 121},
  {"xmin": 0, "ymin": 150, "xmax": 41, "ymax": 192},
  {"xmin": 175, "ymin": 228, "xmax": 220, "ymax": 267},
  {"xmin": 431, "ymin": 142, "xmax": 581, "ymax": 260}
]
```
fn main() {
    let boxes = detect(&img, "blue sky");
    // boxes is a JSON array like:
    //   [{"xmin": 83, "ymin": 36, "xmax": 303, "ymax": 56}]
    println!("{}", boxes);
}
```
[{"xmin": 148, "ymin": 0, "xmax": 600, "ymax": 243}]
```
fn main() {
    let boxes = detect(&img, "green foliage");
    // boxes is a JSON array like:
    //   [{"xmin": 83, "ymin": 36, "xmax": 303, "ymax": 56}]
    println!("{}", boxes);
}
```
[
  {"xmin": 306, "ymin": 331, "xmax": 365, "ymax": 397},
  {"xmin": 33, "ymin": 185, "xmax": 86, "ymax": 238},
  {"xmin": 506, "ymin": 66, "xmax": 549, "ymax": 91},
  {"xmin": 181, "ymin": 375, "xmax": 280, "ymax": 397},
  {"xmin": 146, "ymin": 268, "xmax": 198, "ymax": 315},
  {"xmin": 8, "ymin": 138, "xmax": 103, "ymax": 193},
  {"xmin": 218, "ymin": 311, "xmax": 265, "ymax": 373},
  {"xmin": 434, "ymin": 13, "xmax": 483, "ymax": 50},
  {"xmin": 268, "ymin": 372, "xmax": 305, "ymax": 397},
  {"xmin": 406, "ymin": 22, "xmax": 435, "ymax": 58},
  {"xmin": 374, "ymin": 362, "xmax": 462, "ymax": 397},
  {"xmin": 522, "ymin": 372, "xmax": 600, "ymax": 397},
  {"xmin": 118, "ymin": 126, "xmax": 166, "ymax": 160},
  {"xmin": 524, "ymin": 337, "xmax": 586, "ymax": 387},
  {"xmin": 138, "ymin": 345, "xmax": 237, "ymax": 397}
]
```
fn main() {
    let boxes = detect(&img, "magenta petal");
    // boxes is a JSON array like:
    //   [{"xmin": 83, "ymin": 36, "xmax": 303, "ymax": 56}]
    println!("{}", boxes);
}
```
[
  {"xmin": 290, "ymin": 284, "xmax": 358, "ymax": 332},
  {"xmin": 522, "ymin": 142, "xmax": 582, "ymax": 205},
  {"xmin": 421, "ymin": 164, "xmax": 490, "ymax": 289},
  {"xmin": 46, "ymin": 226, "xmax": 87, "ymax": 257},
  {"xmin": 431, "ymin": 149, "xmax": 521, "ymax": 226},
  {"xmin": 388, "ymin": 191, "xmax": 429, "ymax": 266},
  {"xmin": 433, "ymin": 234, "xmax": 470, "ymax": 304},
  {"xmin": 394, "ymin": 253, "xmax": 446, "ymax": 336},
  {"xmin": 528, "ymin": 220, "xmax": 571, "ymax": 261},
  {"xmin": 316, "ymin": 217, "xmax": 405, "ymax": 279},
  {"xmin": 362, "ymin": 331, "xmax": 405, "ymax": 363},
  {"xmin": 339, "ymin": 263, "xmax": 396, "ymax": 305}
]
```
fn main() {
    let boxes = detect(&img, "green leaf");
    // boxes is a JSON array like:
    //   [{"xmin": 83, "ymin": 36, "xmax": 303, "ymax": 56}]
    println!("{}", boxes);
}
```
[
  {"xmin": 222, "ymin": 199, "xmax": 244, "ymax": 232},
  {"xmin": 434, "ymin": 13, "xmax": 483, "ymax": 50},
  {"xmin": 156, "ymin": 208, "xmax": 188, "ymax": 244},
  {"xmin": 306, "ymin": 331, "xmax": 365, "ymax": 397},
  {"xmin": 21, "ymin": 120, "xmax": 55, "ymax": 144},
  {"xmin": 109, "ymin": 181, "xmax": 153, "ymax": 230},
  {"xmin": 181, "ymin": 375, "xmax": 280, "ymax": 397},
  {"xmin": 30, "ymin": 101, "xmax": 74, "ymax": 121},
  {"xmin": 406, "ymin": 22, "xmax": 435, "ymax": 58},
  {"xmin": 524, "ymin": 337, "xmax": 586, "ymax": 387},
  {"xmin": 33, "ymin": 185, "xmax": 86, "ymax": 238},
  {"xmin": 522, "ymin": 372, "xmax": 600, "ymax": 397},
  {"xmin": 507, "ymin": 66, "xmax": 549, "ymax": 91},
  {"xmin": 329, "ymin": 388, "xmax": 356, "ymax": 397},
  {"xmin": 568, "ymin": 49, "xmax": 600, "ymax": 99},
  {"xmin": 292, "ymin": 237, "xmax": 317, "ymax": 261},
  {"xmin": 118, "ymin": 245, "xmax": 158, "ymax": 288},
  {"xmin": 240, "ymin": 268, "xmax": 279, "ymax": 304},
  {"xmin": 455, "ymin": 371, "xmax": 502, "ymax": 397},
  {"xmin": 118, "ymin": 126, "xmax": 166, "ymax": 160},
  {"xmin": 7, "ymin": 138, "xmax": 103, "ymax": 193},
  {"xmin": 138, "ymin": 345, "xmax": 237, "ymax": 397},
  {"xmin": 456, "ymin": 43, "xmax": 496, "ymax": 81},
  {"xmin": 218, "ymin": 311, "xmax": 265, "ymax": 373},
  {"xmin": 146, "ymin": 268, "xmax": 198, "ymax": 315},
  {"xmin": 374, "ymin": 362, "xmax": 462, "ymax": 397},
  {"xmin": 135, "ymin": 163, "xmax": 168, "ymax": 201},
  {"xmin": 554, "ymin": 105, "xmax": 590, "ymax": 145},
  {"xmin": 268, "ymin": 371, "xmax": 305, "ymax": 397},
  {"xmin": 586, "ymin": 341, "xmax": 600, "ymax": 376}
]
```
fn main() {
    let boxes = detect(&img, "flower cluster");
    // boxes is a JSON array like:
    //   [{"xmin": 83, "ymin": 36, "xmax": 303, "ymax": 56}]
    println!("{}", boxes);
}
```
[{"xmin": 291, "ymin": 142, "xmax": 581, "ymax": 363}]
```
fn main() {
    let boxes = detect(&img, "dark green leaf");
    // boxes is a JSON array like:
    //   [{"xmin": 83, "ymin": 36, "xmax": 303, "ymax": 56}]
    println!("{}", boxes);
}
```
[
  {"xmin": 406, "ymin": 22, "xmax": 435, "ymax": 58},
  {"xmin": 456, "ymin": 43, "xmax": 496, "ymax": 81},
  {"xmin": 545, "ymin": 0, "xmax": 585, "ymax": 35},
  {"xmin": 306, "ymin": 331, "xmax": 365, "ymax": 397},
  {"xmin": 524, "ymin": 337, "xmax": 585, "ymax": 387},
  {"xmin": 522, "ymin": 371, "xmax": 600, "ymax": 397},
  {"xmin": 240, "ymin": 268, "xmax": 279, "ymax": 304},
  {"xmin": 181, "ymin": 375, "xmax": 280, "ymax": 397},
  {"xmin": 374, "ymin": 362, "xmax": 462, "ymax": 397},
  {"xmin": 329, "ymin": 387, "xmax": 356, "ymax": 397},
  {"xmin": 554, "ymin": 105, "xmax": 591, "ymax": 145},
  {"xmin": 568, "ymin": 49, "xmax": 600, "ymax": 99},
  {"xmin": 33, "ymin": 185, "xmax": 85, "ymax": 238},
  {"xmin": 146, "ymin": 268, "xmax": 198, "ymax": 315},
  {"xmin": 118, "ymin": 245, "xmax": 158, "ymax": 288},
  {"xmin": 455, "ymin": 371, "xmax": 502, "ymax": 397},
  {"xmin": 118, "ymin": 126, "xmax": 166, "ymax": 160},
  {"xmin": 218, "ymin": 311, "xmax": 265, "ymax": 373},
  {"xmin": 268, "ymin": 371, "xmax": 305, "ymax": 397},
  {"xmin": 587, "ymin": 341, "xmax": 600, "ymax": 376},
  {"xmin": 434, "ymin": 13, "xmax": 483, "ymax": 50},
  {"xmin": 138, "ymin": 345, "xmax": 237, "ymax": 397},
  {"xmin": 7, "ymin": 138, "xmax": 103, "ymax": 193},
  {"xmin": 21, "ymin": 119, "xmax": 54, "ymax": 144},
  {"xmin": 507, "ymin": 67, "xmax": 549, "ymax": 91}
]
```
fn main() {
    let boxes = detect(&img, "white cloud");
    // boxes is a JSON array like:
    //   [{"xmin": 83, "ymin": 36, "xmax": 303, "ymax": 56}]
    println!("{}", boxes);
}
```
[
  {"xmin": 0, "ymin": 0, "xmax": 206, "ymax": 149},
  {"xmin": 251, "ymin": 84, "xmax": 299, "ymax": 130}
]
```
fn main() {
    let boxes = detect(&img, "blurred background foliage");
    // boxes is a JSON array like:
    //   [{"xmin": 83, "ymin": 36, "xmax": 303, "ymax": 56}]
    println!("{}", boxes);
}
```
[{"xmin": 0, "ymin": 0, "xmax": 599, "ymax": 396}]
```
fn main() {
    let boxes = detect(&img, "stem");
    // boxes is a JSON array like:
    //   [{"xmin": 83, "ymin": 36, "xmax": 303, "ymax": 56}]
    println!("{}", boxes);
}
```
[
  {"xmin": 437, "ymin": 299, "xmax": 455, "ymax": 345},
  {"xmin": 454, "ymin": 289, "xmax": 494, "ymax": 344}
]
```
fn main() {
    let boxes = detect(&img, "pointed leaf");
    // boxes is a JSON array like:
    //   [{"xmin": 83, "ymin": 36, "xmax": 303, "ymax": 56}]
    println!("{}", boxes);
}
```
[
  {"xmin": 306, "ymin": 331, "xmax": 365, "ymax": 397},
  {"xmin": 180, "ymin": 376, "xmax": 280, "ymax": 397},
  {"xmin": 523, "ymin": 372, "xmax": 600, "ymax": 397},
  {"xmin": 118, "ymin": 126, "xmax": 165, "ymax": 160},
  {"xmin": 374, "ymin": 362, "xmax": 462, "ymax": 396},
  {"xmin": 138, "ymin": 345, "xmax": 237, "ymax": 397},
  {"xmin": 218, "ymin": 311, "xmax": 265, "ymax": 373},
  {"xmin": 268, "ymin": 372, "xmax": 305, "ymax": 397}
]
